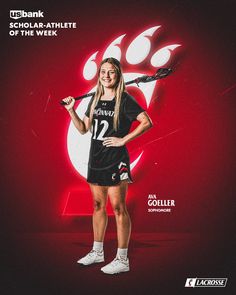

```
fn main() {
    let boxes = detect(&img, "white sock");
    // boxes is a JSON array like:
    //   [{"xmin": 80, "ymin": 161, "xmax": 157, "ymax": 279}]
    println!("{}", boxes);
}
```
[
  {"xmin": 117, "ymin": 248, "xmax": 128, "ymax": 259},
  {"xmin": 93, "ymin": 241, "xmax": 103, "ymax": 252}
]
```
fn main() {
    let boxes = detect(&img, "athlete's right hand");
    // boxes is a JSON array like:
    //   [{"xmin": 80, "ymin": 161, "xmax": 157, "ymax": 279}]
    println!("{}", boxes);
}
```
[{"xmin": 62, "ymin": 96, "xmax": 75, "ymax": 111}]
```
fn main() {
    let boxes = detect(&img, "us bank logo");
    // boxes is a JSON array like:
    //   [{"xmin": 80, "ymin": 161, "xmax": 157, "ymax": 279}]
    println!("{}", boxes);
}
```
[
  {"xmin": 10, "ymin": 10, "xmax": 44, "ymax": 19},
  {"xmin": 67, "ymin": 25, "xmax": 181, "ymax": 178},
  {"xmin": 185, "ymin": 278, "xmax": 227, "ymax": 288}
]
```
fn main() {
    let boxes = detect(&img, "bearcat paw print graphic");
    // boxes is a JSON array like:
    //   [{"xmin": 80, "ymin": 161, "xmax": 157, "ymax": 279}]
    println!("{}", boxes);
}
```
[{"xmin": 67, "ymin": 25, "xmax": 181, "ymax": 178}]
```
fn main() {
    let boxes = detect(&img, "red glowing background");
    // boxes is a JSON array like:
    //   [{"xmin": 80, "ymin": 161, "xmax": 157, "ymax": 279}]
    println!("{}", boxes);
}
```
[
  {"xmin": 1, "ymin": 0, "xmax": 235, "ymax": 235},
  {"xmin": 1, "ymin": 1, "xmax": 236, "ymax": 294}
]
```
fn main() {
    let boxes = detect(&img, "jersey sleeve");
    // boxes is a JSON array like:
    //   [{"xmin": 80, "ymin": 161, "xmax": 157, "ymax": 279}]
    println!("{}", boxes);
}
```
[
  {"xmin": 85, "ymin": 96, "xmax": 94, "ymax": 118},
  {"xmin": 124, "ymin": 93, "xmax": 145, "ymax": 122}
]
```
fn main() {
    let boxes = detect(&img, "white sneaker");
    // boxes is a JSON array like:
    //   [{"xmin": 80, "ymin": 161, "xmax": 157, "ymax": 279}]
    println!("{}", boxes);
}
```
[
  {"xmin": 101, "ymin": 256, "xmax": 130, "ymax": 274},
  {"xmin": 77, "ymin": 250, "xmax": 104, "ymax": 266}
]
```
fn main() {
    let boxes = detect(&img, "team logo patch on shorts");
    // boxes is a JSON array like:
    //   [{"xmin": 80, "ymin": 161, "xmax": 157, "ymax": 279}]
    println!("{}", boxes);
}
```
[
  {"xmin": 118, "ymin": 162, "xmax": 129, "ymax": 180},
  {"xmin": 112, "ymin": 173, "xmax": 116, "ymax": 181}
]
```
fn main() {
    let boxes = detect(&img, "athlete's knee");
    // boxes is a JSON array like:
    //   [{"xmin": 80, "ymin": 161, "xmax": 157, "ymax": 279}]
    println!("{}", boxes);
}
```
[
  {"xmin": 93, "ymin": 200, "xmax": 106, "ymax": 212},
  {"xmin": 112, "ymin": 203, "xmax": 126, "ymax": 216}
]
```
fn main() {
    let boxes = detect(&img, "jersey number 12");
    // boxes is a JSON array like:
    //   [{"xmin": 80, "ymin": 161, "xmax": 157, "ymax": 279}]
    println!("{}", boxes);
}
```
[{"xmin": 93, "ymin": 119, "xmax": 109, "ymax": 140}]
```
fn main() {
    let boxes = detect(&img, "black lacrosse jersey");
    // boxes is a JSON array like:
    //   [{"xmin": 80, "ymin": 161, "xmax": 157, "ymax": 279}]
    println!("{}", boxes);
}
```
[{"xmin": 85, "ymin": 92, "xmax": 145, "ymax": 171}]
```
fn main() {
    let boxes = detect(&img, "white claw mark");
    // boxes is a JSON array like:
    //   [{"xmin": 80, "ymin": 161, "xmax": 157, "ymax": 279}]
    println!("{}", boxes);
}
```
[
  {"xmin": 126, "ymin": 26, "xmax": 161, "ymax": 65},
  {"xmin": 83, "ymin": 51, "xmax": 98, "ymax": 80},
  {"xmin": 44, "ymin": 94, "xmax": 51, "ymax": 113},
  {"xmin": 102, "ymin": 34, "xmax": 126, "ymax": 61},
  {"xmin": 151, "ymin": 44, "xmax": 181, "ymax": 67},
  {"xmin": 130, "ymin": 151, "xmax": 143, "ymax": 170},
  {"xmin": 124, "ymin": 72, "xmax": 156, "ymax": 108}
]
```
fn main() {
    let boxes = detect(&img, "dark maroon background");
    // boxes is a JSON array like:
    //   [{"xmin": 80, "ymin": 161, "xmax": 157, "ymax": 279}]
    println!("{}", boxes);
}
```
[{"xmin": 1, "ymin": 0, "xmax": 236, "ymax": 294}]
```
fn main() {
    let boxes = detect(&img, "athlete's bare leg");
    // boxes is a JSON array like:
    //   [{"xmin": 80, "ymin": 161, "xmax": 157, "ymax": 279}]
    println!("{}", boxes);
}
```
[
  {"xmin": 89, "ymin": 184, "xmax": 108, "ymax": 242},
  {"xmin": 108, "ymin": 181, "xmax": 131, "ymax": 248}
]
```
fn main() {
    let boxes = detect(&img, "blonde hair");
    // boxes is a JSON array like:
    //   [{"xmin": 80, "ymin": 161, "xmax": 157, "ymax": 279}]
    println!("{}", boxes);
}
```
[{"xmin": 89, "ymin": 58, "xmax": 126, "ymax": 131}]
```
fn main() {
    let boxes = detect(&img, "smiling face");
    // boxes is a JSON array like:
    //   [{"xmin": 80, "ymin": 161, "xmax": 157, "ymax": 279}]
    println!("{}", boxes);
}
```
[{"xmin": 99, "ymin": 62, "xmax": 118, "ymax": 89}]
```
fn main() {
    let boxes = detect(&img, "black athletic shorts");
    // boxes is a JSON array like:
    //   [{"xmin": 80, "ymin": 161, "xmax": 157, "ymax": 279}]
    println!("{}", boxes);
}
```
[{"xmin": 87, "ymin": 159, "xmax": 133, "ymax": 186}]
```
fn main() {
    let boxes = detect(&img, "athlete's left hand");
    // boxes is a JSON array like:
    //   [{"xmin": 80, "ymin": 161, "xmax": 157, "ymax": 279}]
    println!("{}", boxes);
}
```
[{"xmin": 103, "ymin": 137, "xmax": 125, "ymax": 147}]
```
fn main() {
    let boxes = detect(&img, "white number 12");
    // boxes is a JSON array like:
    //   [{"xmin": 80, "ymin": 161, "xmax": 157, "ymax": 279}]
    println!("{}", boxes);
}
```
[{"xmin": 92, "ymin": 119, "xmax": 109, "ymax": 140}]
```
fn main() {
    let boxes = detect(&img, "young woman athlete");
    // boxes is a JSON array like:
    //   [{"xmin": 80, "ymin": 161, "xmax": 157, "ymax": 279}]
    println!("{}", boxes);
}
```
[{"xmin": 63, "ymin": 57, "xmax": 153, "ymax": 274}]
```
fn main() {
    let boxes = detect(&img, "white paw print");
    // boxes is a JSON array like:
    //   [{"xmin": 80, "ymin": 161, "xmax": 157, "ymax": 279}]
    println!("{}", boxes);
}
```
[{"xmin": 67, "ymin": 25, "xmax": 181, "ymax": 178}]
